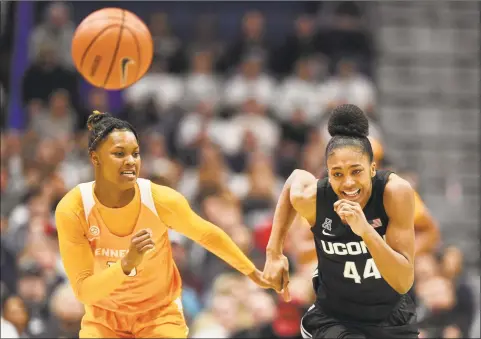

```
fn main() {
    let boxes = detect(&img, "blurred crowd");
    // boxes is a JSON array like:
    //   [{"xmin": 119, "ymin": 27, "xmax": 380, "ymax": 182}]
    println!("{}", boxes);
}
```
[{"xmin": 0, "ymin": 1, "xmax": 477, "ymax": 338}]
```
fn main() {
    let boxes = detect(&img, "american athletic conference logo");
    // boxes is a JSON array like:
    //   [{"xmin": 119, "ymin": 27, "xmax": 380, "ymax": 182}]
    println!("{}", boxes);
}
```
[
  {"xmin": 321, "ymin": 218, "xmax": 335, "ymax": 237},
  {"xmin": 322, "ymin": 218, "xmax": 332, "ymax": 231}
]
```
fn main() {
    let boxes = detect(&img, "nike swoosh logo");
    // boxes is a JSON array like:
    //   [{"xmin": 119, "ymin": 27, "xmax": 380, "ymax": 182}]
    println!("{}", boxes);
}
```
[
  {"xmin": 120, "ymin": 57, "xmax": 133, "ymax": 86},
  {"xmin": 322, "ymin": 229, "xmax": 335, "ymax": 237}
]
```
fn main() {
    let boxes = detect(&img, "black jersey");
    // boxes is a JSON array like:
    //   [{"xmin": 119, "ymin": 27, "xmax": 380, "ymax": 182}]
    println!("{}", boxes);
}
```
[{"xmin": 311, "ymin": 170, "xmax": 414, "ymax": 324}]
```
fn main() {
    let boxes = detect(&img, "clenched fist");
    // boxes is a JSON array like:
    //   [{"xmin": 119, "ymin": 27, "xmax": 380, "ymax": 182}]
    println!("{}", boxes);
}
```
[{"xmin": 121, "ymin": 229, "xmax": 155, "ymax": 275}]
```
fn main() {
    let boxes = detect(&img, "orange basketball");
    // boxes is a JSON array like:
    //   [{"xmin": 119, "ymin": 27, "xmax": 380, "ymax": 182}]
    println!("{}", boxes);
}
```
[{"xmin": 72, "ymin": 8, "xmax": 153, "ymax": 90}]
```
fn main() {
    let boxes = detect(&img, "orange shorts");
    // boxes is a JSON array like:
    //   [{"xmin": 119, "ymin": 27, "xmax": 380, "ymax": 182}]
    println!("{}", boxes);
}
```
[{"xmin": 79, "ymin": 298, "xmax": 189, "ymax": 338}]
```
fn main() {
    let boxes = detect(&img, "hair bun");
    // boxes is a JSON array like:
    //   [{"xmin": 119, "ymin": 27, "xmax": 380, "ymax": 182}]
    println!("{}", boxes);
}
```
[
  {"xmin": 86, "ymin": 111, "xmax": 111, "ymax": 131},
  {"xmin": 327, "ymin": 104, "xmax": 369, "ymax": 138}
]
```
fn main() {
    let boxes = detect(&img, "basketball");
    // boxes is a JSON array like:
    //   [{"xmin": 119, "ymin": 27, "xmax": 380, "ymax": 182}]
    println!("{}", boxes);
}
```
[{"xmin": 71, "ymin": 8, "xmax": 153, "ymax": 90}]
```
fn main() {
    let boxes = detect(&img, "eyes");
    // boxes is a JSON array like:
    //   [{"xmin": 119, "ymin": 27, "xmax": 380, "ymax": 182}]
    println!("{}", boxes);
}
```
[
  {"xmin": 112, "ymin": 151, "xmax": 140, "ymax": 158},
  {"xmin": 332, "ymin": 169, "xmax": 362, "ymax": 178}
]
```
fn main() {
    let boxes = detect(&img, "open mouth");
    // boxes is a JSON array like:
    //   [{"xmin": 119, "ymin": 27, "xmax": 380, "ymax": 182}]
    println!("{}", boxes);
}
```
[
  {"xmin": 120, "ymin": 170, "xmax": 136, "ymax": 179},
  {"xmin": 342, "ymin": 189, "xmax": 361, "ymax": 198}
]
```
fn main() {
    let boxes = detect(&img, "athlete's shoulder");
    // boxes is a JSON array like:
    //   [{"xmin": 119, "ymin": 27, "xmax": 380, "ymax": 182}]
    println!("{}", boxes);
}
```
[
  {"xmin": 384, "ymin": 173, "xmax": 414, "ymax": 200},
  {"xmin": 55, "ymin": 185, "xmax": 84, "ymax": 216},
  {"xmin": 55, "ymin": 185, "xmax": 86, "ymax": 232},
  {"xmin": 150, "ymin": 182, "xmax": 189, "ymax": 208}
]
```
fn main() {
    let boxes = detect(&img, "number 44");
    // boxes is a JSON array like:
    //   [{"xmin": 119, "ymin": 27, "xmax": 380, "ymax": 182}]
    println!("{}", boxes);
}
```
[{"xmin": 344, "ymin": 258, "xmax": 381, "ymax": 284}]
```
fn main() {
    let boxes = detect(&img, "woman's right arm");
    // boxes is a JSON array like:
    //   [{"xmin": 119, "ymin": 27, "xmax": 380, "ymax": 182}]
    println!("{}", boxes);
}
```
[
  {"xmin": 55, "ymin": 196, "xmax": 128, "ymax": 305},
  {"xmin": 263, "ymin": 169, "xmax": 318, "ymax": 295},
  {"xmin": 266, "ymin": 169, "xmax": 318, "ymax": 256}
]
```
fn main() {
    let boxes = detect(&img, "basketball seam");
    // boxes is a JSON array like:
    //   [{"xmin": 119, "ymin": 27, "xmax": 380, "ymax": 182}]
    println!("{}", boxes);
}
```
[
  {"xmin": 79, "ymin": 25, "xmax": 121, "ymax": 69},
  {"xmin": 103, "ymin": 10, "xmax": 126, "ymax": 87},
  {"xmin": 123, "ymin": 26, "xmax": 142, "ymax": 82}
]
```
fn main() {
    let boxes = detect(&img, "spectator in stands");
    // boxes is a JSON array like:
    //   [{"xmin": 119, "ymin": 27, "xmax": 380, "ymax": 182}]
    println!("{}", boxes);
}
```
[
  {"xmin": 168, "ymin": 230, "xmax": 203, "ymax": 324},
  {"xmin": 0, "ymin": 220, "xmax": 18, "ymax": 296},
  {"xmin": 440, "ymin": 247, "xmax": 476, "ymax": 337},
  {"xmin": 276, "ymin": 13, "xmax": 320, "ymax": 75},
  {"xmin": 51, "ymin": 140, "xmax": 91, "ymax": 192},
  {"xmin": 417, "ymin": 271, "xmax": 458, "ymax": 338},
  {"xmin": 231, "ymin": 290, "xmax": 277, "ymax": 338},
  {"xmin": 187, "ymin": 14, "xmax": 224, "ymax": 68},
  {"xmin": 416, "ymin": 250, "xmax": 476, "ymax": 338},
  {"xmin": 1, "ymin": 161, "xmax": 23, "ymax": 219},
  {"xmin": 191, "ymin": 274, "xmax": 253, "ymax": 338},
  {"xmin": 275, "ymin": 56, "xmax": 326, "ymax": 125},
  {"xmin": 2, "ymin": 296, "xmax": 29, "ymax": 338},
  {"xmin": 28, "ymin": 89, "xmax": 76, "ymax": 141},
  {"xmin": 192, "ymin": 192, "xmax": 250, "ymax": 289},
  {"xmin": 22, "ymin": 44, "xmax": 79, "ymax": 111},
  {"xmin": 241, "ymin": 152, "xmax": 282, "ymax": 219},
  {"xmin": 224, "ymin": 54, "xmax": 277, "ymax": 111},
  {"xmin": 321, "ymin": 58, "xmax": 375, "ymax": 115},
  {"xmin": 124, "ymin": 58, "xmax": 183, "ymax": 116},
  {"xmin": 0, "ymin": 83, "xmax": 6, "ymax": 128},
  {"xmin": 254, "ymin": 301, "xmax": 303, "ymax": 339},
  {"xmin": 183, "ymin": 50, "xmax": 221, "ymax": 111},
  {"xmin": 277, "ymin": 107, "xmax": 311, "ymax": 176},
  {"xmin": 178, "ymin": 142, "xmax": 241, "ymax": 202},
  {"xmin": 281, "ymin": 216, "xmax": 312, "ymax": 265},
  {"xmin": 231, "ymin": 98, "xmax": 280, "ymax": 155},
  {"xmin": 148, "ymin": 12, "xmax": 186, "ymax": 73},
  {"xmin": 121, "ymin": 95, "xmax": 164, "ymax": 134},
  {"xmin": 220, "ymin": 10, "xmax": 273, "ymax": 72},
  {"xmin": 300, "ymin": 129, "xmax": 326, "ymax": 178},
  {"xmin": 5, "ymin": 188, "xmax": 50, "ymax": 256},
  {"xmin": 76, "ymin": 88, "xmax": 112, "ymax": 131},
  {"xmin": 177, "ymin": 100, "xmax": 237, "ymax": 164},
  {"xmin": 317, "ymin": 1, "xmax": 373, "ymax": 75},
  {"xmin": 1, "ymin": 131, "xmax": 24, "ymax": 181},
  {"xmin": 85, "ymin": 88, "xmax": 109, "ymax": 114},
  {"xmin": 0, "ymin": 316, "xmax": 19, "ymax": 338},
  {"xmin": 14, "ymin": 260, "xmax": 56, "ymax": 338},
  {"xmin": 47, "ymin": 283, "xmax": 84, "ymax": 338},
  {"xmin": 29, "ymin": 2, "xmax": 74, "ymax": 69},
  {"xmin": 140, "ymin": 132, "xmax": 177, "ymax": 181}
]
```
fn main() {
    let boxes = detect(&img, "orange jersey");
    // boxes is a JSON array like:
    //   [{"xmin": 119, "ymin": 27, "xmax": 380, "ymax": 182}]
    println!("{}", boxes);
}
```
[
  {"xmin": 55, "ymin": 178, "xmax": 256, "ymax": 315},
  {"xmin": 413, "ymin": 191, "xmax": 426, "ymax": 225}
]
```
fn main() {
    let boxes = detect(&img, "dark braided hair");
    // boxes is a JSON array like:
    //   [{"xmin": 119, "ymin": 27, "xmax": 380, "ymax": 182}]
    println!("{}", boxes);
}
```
[
  {"xmin": 325, "ymin": 104, "xmax": 374, "ymax": 163},
  {"xmin": 87, "ymin": 111, "xmax": 139, "ymax": 153}
]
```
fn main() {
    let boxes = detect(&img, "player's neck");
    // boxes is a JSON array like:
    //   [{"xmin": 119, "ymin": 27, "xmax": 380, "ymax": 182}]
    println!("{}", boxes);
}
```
[{"xmin": 94, "ymin": 178, "xmax": 136, "ymax": 208}]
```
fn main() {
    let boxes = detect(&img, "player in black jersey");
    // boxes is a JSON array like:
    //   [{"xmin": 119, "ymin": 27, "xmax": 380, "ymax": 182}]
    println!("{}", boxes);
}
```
[{"xmin": 263, "ymin": 104, "xmax": 418, "ymax": 338}]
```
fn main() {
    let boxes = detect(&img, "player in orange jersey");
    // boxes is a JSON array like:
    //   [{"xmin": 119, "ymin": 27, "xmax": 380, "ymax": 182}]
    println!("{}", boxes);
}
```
[
  {"xmin": 55, "ymin": 111, "xmax": 281, "ymax": 338},
  {"xmin": 369, "ymin": 137, "xmax": 441, "ymax": 255}
]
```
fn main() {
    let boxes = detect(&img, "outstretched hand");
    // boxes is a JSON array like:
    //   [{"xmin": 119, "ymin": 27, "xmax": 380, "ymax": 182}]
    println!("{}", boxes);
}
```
[
  {"xmin": 248, "ymin": 269, "xmax": 277, "ymax": 290},
  {"xmin": 261, "ymin": 253, "xmax": 291, "ymax": 302}
]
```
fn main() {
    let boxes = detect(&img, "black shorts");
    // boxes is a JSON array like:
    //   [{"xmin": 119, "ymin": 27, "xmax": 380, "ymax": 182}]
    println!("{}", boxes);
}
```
[{"xmin": 300, "ymin": 303, "xmax": 419, "ymax": 339}]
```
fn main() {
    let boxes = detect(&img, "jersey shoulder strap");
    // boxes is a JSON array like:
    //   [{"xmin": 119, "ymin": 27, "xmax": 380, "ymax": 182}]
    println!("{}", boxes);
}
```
[
  {"xmin": 314, "ymin": 178, "xmax": 329, "ymax": 228},
  {"xmin": 371, "ymin": 170, "xmax": 394, "ymax": 219},
  {"xmin": 78, "ymin": 181, "xmax": 95, "ymax": 220},
  {"xmin": 373, "ymin": 170, "xmax": 394, "ymax": 200},
  {"xmin": 136, "ymin": 178, "xmax": 158, "ymax": 217}
]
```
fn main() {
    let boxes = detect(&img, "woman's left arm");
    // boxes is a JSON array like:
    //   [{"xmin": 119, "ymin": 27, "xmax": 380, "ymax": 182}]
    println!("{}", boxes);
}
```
[{"xmin": 361, "ymin": 176, "xmax": 415, "ymax": 294}]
